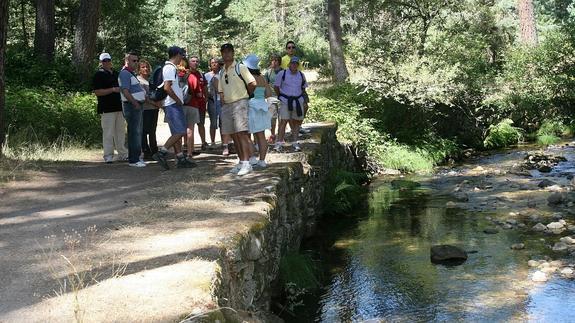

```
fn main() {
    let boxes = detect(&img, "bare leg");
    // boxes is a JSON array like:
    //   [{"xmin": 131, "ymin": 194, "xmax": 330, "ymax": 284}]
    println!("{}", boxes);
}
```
[
  {"xmin": 210, "ymin": 127, "xmax": 216, "ymax": 144},
  {"xmin": 255, "ymin": 132, "xmax": 268, "ymax": 160},
  {"xmin": 270, "ymin": 118, "xmax": 277, "ymax": 137},
  {"xmin": 290, "ymin": 120, "xmax": 302, "ymax": 143},
  {"xmin": 277, "ymin": 119, "xmax": 289, "ymax": 143},
  {"xmin": 198, "ymin": 124, "xmax": 207, "ymax": 145},
  {"xmin": 231, "ymin": 133, "xmax": 242, "ymax": 159},
  {"xmin": 164, "ymin": 134, "xmax": 184, "ymax": 154},
  {"xmin": 238, "ymin": 132, "xmax": 252, "ymax": 162}
]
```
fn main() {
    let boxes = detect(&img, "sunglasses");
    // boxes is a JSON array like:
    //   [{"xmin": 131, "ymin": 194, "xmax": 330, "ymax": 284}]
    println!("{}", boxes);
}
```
[
  {"xmin": 225, "ymin": 73, "xmax": 229, "ymax": 84},
  {"xmin": 102, "ymin": 59, "xmax": 111, "ymax": 62},
  {"xmin": 130, "ymin": 59, "xmax": 139, "ymax": 63}
]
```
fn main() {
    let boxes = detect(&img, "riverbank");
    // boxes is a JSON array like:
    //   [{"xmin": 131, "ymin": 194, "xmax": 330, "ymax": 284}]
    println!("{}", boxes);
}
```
[{"xmin": 0, "ymin": 121, "xmax": 360, "ymax": 322}]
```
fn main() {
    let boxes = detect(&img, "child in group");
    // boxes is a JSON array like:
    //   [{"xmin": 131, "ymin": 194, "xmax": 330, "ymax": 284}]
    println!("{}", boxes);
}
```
[{"xmin": 243, "ymin": 54, "xmax": 272, "ymax": 168}]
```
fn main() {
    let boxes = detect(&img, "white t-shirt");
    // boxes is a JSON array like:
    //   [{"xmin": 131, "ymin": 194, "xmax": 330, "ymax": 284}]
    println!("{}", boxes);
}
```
[{"xmin": 162, "ymin": 61, "xmax": 184, "ymax": 107}]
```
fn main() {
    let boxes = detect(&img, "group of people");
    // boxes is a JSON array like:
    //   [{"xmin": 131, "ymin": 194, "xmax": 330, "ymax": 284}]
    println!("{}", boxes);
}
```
[{"xmin": 92, "ymin": 41, "xmax": 309, "ymax": 176}]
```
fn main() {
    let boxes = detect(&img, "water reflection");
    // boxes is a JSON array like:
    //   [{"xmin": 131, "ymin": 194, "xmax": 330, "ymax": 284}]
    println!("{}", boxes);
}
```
[{"xmin": 314, "ymin": 181, "xmax": 575, "ymax": 322}]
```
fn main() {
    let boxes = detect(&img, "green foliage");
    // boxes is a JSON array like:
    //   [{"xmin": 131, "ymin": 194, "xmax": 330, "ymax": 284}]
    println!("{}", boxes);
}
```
[
  {"xmin": 535, "ymin": 119, "xmax": 572, "ymax": 146},
  {"xmin": 536, "ymin": 134, "xmax": 560, "ymax": 146},
  {"xmin": 308, "ymin": 83, "xmax": 460, "ymax": 173},
  {"xmin": 279, "ymin": 252, "xmax": 321, "ymax": 290},
  {"xmin": 5, "ymin": 86, "xmax": 100, "ymax": 145},
  {"xmin": 323, "ymin": 170, "xmax": 367, "ymax": 215},
  {"xmin": 483, "ymin": 119, "xmax": 524, "ymax": 149}
]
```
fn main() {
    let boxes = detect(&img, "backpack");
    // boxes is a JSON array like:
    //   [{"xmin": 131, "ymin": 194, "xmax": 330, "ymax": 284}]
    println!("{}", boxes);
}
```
[
  {"xmin": 220, "ymin": 63, "xmax": 254, "ymax": 99},
  {"xmin": 148, "ymin": 63, "xmax": 177, "ymax": 102}
]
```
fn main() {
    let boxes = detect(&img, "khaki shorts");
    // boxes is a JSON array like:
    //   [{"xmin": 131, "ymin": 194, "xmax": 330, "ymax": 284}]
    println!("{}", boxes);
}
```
[
  {"xmin": 221, "ymin": 99, "xmax": 249, "ymax": 135},
  {"xmin": 182, "ymin": 105, "xmax": 200, "ymax": 126},
  {"xmin": 279, "ymin": 101, "xmax": 305, "ymax": 121}
]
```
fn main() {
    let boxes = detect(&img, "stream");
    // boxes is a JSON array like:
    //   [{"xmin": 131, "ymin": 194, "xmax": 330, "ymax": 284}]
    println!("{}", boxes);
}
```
[{"xmin": 283, "ymin": 142, "xmax": 575, "ymax": 322}]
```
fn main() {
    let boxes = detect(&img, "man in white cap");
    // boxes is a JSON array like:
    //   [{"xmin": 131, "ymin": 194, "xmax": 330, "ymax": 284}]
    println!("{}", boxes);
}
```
[{"xmin": 92, "ymin": 52, "xmax": 128, "ymax": 163}]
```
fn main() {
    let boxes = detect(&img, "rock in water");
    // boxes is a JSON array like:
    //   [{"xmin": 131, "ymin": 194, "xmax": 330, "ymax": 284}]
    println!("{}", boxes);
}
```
[
  {"xmin": 430, "ymin": 245, "xmax": 468, "ymax": 264},
  {"xmin": 532, "ymin": 271, "xmax": 548, "ymax": 282},
  {"xmin": 532, "ymin": 223, "xmax": 547, "ymax": 232},
  {"xmin": 548, "ymin": 193, "xmax": 564, "ymax": 205},
  {"xmin": 528, "ymin": 260, "xmax": 540, "ymax": 267},
  {"xmin": 538, "ymin": 179, "xmax": 557, "ymax": 188},
  {"xmin": 446, "ymin": 201, "xmax": 457, "ymax": 208},
  {"xmin": 511, "ymin": 243, "xmax": 525, "ymax": 250},
  {"xmin": 483, "ymin": 228, "xmax": 499, "ymax": 234},
  {"xmin": 547, "ymin": 222, "xmax": 565, "ymax": 230},
  {"xmin": 539, "ymin": 165, "xmax": 553, "ymax": 173},
  {"xmin": 454, "ymin": 192, "xmax": 469, "ymax": 202},
  {"xmin": 552, "ymin": 242, "xmax": 568, "ymax": 251},
  {"xmin": 560, "ymin": 236, "xmax": 575, "ymax": 244}
]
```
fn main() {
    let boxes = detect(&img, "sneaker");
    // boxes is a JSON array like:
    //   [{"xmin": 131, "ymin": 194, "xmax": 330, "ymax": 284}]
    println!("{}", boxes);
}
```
[
  {"xmin": 104, "ymin": 156, "xmax": 114, "ymax": 164},
  {"xmin": 273, "ymin": 141, "xmax": 284, "ymax": 152},
  {"xmin": 249, "ymin": 156, "xmax": 259, "ymax": 166},
  {"xmin": 177, "ymin": 156, "xmax": 197, "ymax": 169},
  {"xmin": 229, "ymin": 163, "xmax": 241, "ymax": 174},
  {"xmin": 152, "ymin": 152, "xmax": 170, "ymax": 170},
  {"xmin": 293, "ymin": 142, "xmax": 302, "ymax": 152},
  {"xmin": 256, "ymin": 160, "xmax": 268, "ymax": 169},
  {"xmin": 209, "ymin": 143, "xmax": 218, "ymax": 149},
  {"xmin": 201, "ymin": 142, "xmax": 208, "ymax": 151},
  {"xmin": 129, "ymin": 161, "xmax": 146, "ymax": 168},
  {"xmin": 237, "ymin": 163, "xmax": 253, "ymax": 176},
  {"xmin": 222, "ymin": 147, "xmax": 230, "ymax": 157},
  {"xmin": 267, "ymin": 135, "xmax": 276, "ymax": 144}
]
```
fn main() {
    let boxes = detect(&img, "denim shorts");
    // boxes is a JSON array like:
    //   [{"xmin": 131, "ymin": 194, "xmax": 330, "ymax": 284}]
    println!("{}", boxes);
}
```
[{"xmin": 164, "ymin": 103, "xmax": 187, "ymax": 135}]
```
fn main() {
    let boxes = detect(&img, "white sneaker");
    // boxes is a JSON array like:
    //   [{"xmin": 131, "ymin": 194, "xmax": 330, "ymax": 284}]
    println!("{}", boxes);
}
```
[
  {"xmin": 249, "ymin": 156, "xmax": 259, "ymax": 166},
  {"xmin": 229, "ymin": 163, "xmax": 241, "ymax": 174},
  {"xmin": 237, "ymin": 163, "xmax": 252, "ymax": 176},
  {"xmin": 293, "ymin": 142, "xmax": 302, "ymax": 152},
  {"xmin": 104, "ymin": 156, "xmax": 114, "ymax": 163},
  {"xmin": 129, "ymin": 161, "xmax": 146, "ymax": 167},
  {"xmin": 256, "ymin": 160, "xmax": 268, "ymax": 169}
]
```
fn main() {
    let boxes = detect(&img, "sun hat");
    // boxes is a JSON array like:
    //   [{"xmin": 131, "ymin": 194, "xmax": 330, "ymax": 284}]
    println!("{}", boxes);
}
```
[
  {"xmin": 99, "ymin": 53, "xmax": 112, "ymax": 61},
  {"xmin": 243, "ymin": 54, "xmax": 260, "ymax": 70}
]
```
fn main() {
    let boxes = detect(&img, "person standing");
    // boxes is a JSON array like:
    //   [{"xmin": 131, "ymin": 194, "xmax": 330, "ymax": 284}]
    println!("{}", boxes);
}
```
[
  {"xmin": 217, "ymin": 43, "xmax": 257, "ymax": 176},
  {"xmin": 264, "ymin": 53, "xmax": 283, "ymax": 143},
  {"xmin": 187, "ymin": 55, "xmax": 208, "ymax": 151},
  {"xmin": 92, "ymin": 53, "xmax": 128, "ymax": 163},
  {"xmin": 118, "ymin": 51, "xmax": 147, "ymax": 167},
  {"xmin": 152, "ymin": 46, "xmax": 196, "ymax": 169},
  {"xmin": 204, "ymin": 58, "xmax": 224, "ymax": 149},
  {"xmin": 137, "ymin": 59, "xmax": 159, "ymax": 160},
  {"xmin": 280, "ymin": 41, "xmax": 303, "ymax": 70},
  {"xmin": 243, "ymin": 54, "xmax": 271, "ymax": 169},
  {"xmin": 182, "ymin": 57, "xmax": 201, "ymax": 160},
  {"xmin": 274, "ymin": 56, "xmax": 308, "ymax": 152}
]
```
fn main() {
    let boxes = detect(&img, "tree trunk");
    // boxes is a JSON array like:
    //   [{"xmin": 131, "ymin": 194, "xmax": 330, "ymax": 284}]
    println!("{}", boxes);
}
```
[
  {"xmin": 20, "ymin": 0, "xmax": 29, "ymax": 46},
  {"xmin": 517, "ymin": 0, "xmax": 538, "ymax": 46},
  {"xmin": 327, "ymin": 0, "xmax": 349, "ymax": 82},
  {"xmin": 0, "ymin": 0, "xmax": 9, "ymax": 153},
  {"xmin": 34, "ymin": 0, "xmax": 55, "ymax": 61},
  {"xmin": 417, "ymin": 20, "xmax": 430, "ymax": 58},
  {"xmin": 72, "ymin": 0, "xmax": 101, "ymax": 84}
]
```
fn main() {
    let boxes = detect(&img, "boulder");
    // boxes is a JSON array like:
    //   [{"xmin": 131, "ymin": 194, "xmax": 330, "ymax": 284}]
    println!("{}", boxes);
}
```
[
  {"xmin": 560, "ymin": 268, "xmax": 574, "ymax": 276},
  {"xmin": 553, "ymin": 242, "xmax": 568, "ymax": 251},
  {"xmin": 559, "ymin": 236, "xmax": 575, "ymax": 244},
  {"xmin": 538, "ymin": 179, "xmax": 557, "ymax": 188},
  {"xmin": 548, "ymin": 193, "xmax": 564, "ymax": 205},
  {"xmin": 430, "ymin": 245, "xmax": 468, "ymax": 264},
  {"xmin": 539, "ymin": 165, "xmax": 553, "ymax": 173},
  {"xmin": 547, "ymin": 222, "xmax": 565, "ymax": 230},
  {"xmin": 511, "ymin": 243, "xmax": 525, "ymax": 250},
  {"xmin": 528, "ymin": 260, "xmax": 540, "ymax": 267},
  {"xmin": 503, "ymin": 224, "xmax": 513, "ymax": 230},
  {"xmin": 532, "ymin": 223, "xmax": 548, "ymax": 232},
  {"xmin": 532, "ymin": 271, "xmax": 548, "ymax": 282},
  {"xmin": 483, "ymin": 228, "xmax": 499, "ymax": 234}
]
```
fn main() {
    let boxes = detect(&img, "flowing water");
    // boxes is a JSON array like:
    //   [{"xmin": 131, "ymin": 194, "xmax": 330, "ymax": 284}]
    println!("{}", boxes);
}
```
[{"xmin": 284, "ymin": 144, "xmax": 575, "ymax": 322}]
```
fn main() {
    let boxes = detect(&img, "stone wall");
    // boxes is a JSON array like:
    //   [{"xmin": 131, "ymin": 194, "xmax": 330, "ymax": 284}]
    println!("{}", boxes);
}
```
[{"xmin": 211, "ymin": 122, "xmax": 360, "ymax": 320}]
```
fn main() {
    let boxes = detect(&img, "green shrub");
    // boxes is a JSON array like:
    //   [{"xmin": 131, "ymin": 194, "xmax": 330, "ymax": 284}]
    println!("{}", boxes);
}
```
[
  {"xmin": 279, "ymin": 252, "xmax": 321, "ymax": 290},
  {"xmin": 483, "ymin": 118, "xmax": 524, "ymax": 149},
  {"xmin": 535, "ymin": 119, "xmax": 571, "ymax": 146},
  {"xmin": 323, "ymin": 169, "xmax": 367, "ymax": 215},
  {"xmin": 537, "ymin": 134, "xmax": 560, "ymax": 146},
  {"xmin": 5, "ymin": 86, "xmax": 100, "ymax": 146}
]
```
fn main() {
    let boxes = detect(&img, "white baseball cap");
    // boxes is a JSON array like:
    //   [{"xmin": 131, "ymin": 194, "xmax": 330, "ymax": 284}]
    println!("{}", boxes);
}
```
[{"xmin": 99, "ymin": 53, "xmax": 112, "ymax": 61}]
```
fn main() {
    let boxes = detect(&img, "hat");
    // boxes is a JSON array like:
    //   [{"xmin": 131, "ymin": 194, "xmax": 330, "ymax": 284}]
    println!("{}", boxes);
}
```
[
  {"xmin": 99, "ymin": 53, "xmax": 112, "ymax": 61},
  {"xmin": 289, "ymin": 56, "xmax": 300, "ymax": 64},
  {"xmin": 168, "ymin": 46, "xmax": 186, "ymax": 58},
  {"xmin": 242, "ymin": 54, "xmax": 260, "ymax": 70},
  {"xmin": 220, "ymin": 43, "xmax": 234, "ymax": 52}
]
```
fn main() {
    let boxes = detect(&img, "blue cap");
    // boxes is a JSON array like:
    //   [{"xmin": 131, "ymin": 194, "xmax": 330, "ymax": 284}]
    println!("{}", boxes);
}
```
[{"xmin": 289, "ymin": 56, "xmax": 300, "ymax": 64}]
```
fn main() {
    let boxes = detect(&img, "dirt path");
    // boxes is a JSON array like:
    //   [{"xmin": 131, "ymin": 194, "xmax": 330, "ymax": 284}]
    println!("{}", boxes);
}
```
[{"xmin": 0, "ymin": 114, "xmax": 310, "ymax": 322}]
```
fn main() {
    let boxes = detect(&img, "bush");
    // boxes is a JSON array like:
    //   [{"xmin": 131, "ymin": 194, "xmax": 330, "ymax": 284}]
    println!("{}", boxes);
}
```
[
  {"xmin": 323, "ymin": 169, "xmax": 367, "ymax": 215},
  {"xmin": 308, "ymin": 83, "xmax": 460, "ymax": 173},
  {"xmin": 279, "ymin": 252, "xmax": 321, "ymax": 290},
  {"xmin": 483, "ymin": 119, "xmax": 524, "ymax": 149},
  {"xmin": 5, "ymin": 86, "xmax": 100, "ymax": 146}
]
